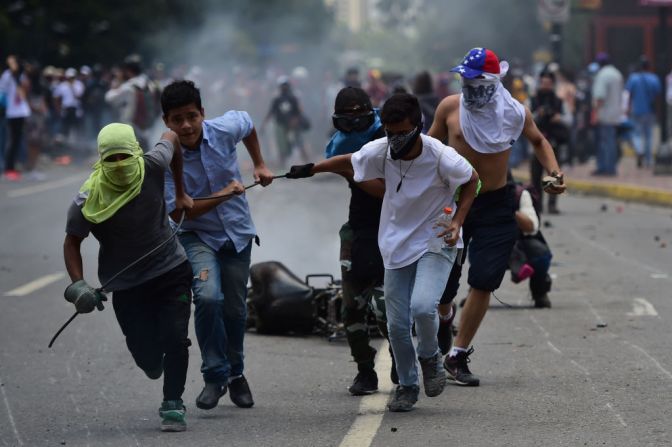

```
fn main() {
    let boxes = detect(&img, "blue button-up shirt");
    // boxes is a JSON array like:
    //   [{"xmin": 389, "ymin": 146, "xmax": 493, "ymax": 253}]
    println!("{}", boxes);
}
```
[{"xmin": 165, "ymin": 111, "xmax": 256, "ymax": 252}]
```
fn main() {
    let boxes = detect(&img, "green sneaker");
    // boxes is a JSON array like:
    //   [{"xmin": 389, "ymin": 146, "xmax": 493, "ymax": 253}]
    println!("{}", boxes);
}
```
[{"xmin": 159, "ymin": 400, "xmax": 186, "ymax": 432}]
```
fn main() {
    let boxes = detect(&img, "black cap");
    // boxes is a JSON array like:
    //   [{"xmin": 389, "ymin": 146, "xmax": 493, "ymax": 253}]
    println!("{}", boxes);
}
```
[{"xmin": 334, "ymin": 87, "xmax": 372, "ymax": 114}]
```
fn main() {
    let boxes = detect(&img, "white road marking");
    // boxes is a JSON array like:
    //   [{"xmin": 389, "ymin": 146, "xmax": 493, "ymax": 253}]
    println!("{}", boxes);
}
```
[
  {"xmin": 4, "ymin": 272, "xmax": 66, "ymax": 297},
  {"xmin": 650, "ymin": 273, "xmax": 669, "ymax": 279},
  {"xmin": 583, "ymin": 300, "xmax": 608, "ymax": 327},
  {"xmin": 7, "ymin": 174, "xmax": 85, "ymax": 198},
  {"xmin": 606, "ymin": 403, "xmax": 628, "ymax": 428},
  {"xmin": 623, "ymin": 341, "xmax": 672, "ymax": 380},
  {"xmin": 626, "ymin": 298, "xmax": 659, "ymax": 317},
  {"xmin": 0, "ymin": 375, "xmax": 23, "ymax": 446},
  {"xmin": 547, "ymin": 341, "xmax": 562, "ymax": 355},
  {"xmin": 338, "ymin": 340, "xmax": 393, "ymax": 447}
]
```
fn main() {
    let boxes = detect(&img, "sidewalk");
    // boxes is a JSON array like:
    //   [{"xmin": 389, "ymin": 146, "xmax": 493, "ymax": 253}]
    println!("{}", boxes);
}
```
[{"xmin": 512, "ymin": 155, "xmax": 672, "ymax": 207}]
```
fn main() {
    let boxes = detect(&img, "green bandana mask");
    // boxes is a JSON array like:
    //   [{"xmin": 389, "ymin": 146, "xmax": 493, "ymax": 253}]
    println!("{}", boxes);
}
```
[{"xmin": 80, "ymin": 123, "xmax": 145, "ymax": 223}]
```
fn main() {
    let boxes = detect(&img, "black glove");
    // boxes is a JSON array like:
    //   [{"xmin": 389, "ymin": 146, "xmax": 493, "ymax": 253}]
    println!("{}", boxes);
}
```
[
  {"xmin": 64, "ymin": 280, "xmax": 107, "ymax": 313},
  {"xmin": 286, "ymin": 163, "xmax": 315, "ymax": 179}
]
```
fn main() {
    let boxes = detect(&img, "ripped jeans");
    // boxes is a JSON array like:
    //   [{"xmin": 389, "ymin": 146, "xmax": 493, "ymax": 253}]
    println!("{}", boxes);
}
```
[{"xmin": 179, "ymin": 232, "xmax": 252, "ymax": 385}]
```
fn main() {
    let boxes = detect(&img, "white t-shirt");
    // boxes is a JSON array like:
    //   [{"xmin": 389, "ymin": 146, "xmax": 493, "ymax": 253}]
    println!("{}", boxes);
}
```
[
  {"xmin": 0, "ymin": 70, "xmax": 31, "ymax": 119},
  {"xmin": 351, "ymin": 134, "xmax": 474, "ymax": 269},
  {"xmin": 54, "ymin": 80, "xmax": 84, "ymax": 112}
]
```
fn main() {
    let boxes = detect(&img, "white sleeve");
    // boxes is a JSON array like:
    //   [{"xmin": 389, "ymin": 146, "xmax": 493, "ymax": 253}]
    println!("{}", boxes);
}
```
[
  {"xmin": 519, "ymin": 190, "xmax": 539, "ymax": 235},
  {"xmin": 351, "ymin": 143, "xmax": 386, "ymax": 182},
  {"xmin": 439, "ymin": 147, "xmax": 473, "ymax": 187}
]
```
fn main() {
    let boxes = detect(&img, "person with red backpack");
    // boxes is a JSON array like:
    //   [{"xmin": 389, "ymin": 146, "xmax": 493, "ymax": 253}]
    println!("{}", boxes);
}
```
[{"xmin": 508, "ymin": 174, "xmax": 553, "ymax": 308}]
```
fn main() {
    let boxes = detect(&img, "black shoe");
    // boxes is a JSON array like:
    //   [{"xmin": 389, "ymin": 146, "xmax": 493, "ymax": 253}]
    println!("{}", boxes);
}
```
[
  {"xmin": 229, "ymin": 375, "xmax": 254, "ymax": 408},
  {"xmin": 143, "ymin": 362, "xmax": 163, "ymax": 380},
  {"xmin": 437, "ymin": 302, "xmax": 456, "ymax": 355},
  {"xmin": 547, "ymin": 205, "xmax": 560, "ymax": 215},
  {"xmin": 443, "ymin": 347, "xmax": 480, "ymax": 387},
  {"xmin": 387, "ymin": 385, "xmax": 419, "ymax": 412},
  {"xmin": 533, "ymin": 293, "xmax": 552, "ymax": 308},
  {"xmin": 348, "ymin": 369, "xmax": 378, "ymax": 396},
  {"xmin": 418, "ymin": 353, "xmax": 447, "ymax": 397},
  {"xmin": 195, "ymin": 382, "xmax": 227, "ymax": 410}
]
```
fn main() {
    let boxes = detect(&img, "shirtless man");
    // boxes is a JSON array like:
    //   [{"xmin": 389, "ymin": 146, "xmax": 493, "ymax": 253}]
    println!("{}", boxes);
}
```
[{"xmin": 429, "ymin": 48, "xmax": 566, "ymax": 386}]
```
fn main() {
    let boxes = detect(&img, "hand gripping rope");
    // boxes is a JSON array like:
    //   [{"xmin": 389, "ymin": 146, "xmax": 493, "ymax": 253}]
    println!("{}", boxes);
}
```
[{"xmin": 48, "ymin": 175, "xmax": 288, "ymax": 348}]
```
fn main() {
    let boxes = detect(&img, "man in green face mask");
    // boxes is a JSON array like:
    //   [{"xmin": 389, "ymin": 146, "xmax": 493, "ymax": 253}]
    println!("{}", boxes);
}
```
[{"xmin": 63, "ymin": 123, "xmax": 197, "ymax": 432}]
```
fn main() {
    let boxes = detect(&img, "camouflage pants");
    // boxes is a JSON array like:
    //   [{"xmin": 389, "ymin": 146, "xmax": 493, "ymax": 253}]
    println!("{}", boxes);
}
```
[{"xmin": 339, "ymin": 223, "xmax": 388, "ymax": 371}]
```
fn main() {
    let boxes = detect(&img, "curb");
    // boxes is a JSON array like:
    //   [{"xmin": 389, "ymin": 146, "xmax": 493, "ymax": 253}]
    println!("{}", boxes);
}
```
[{"xmin": 511, "ymin": 169, "xmax": 672, "ymax": 208}]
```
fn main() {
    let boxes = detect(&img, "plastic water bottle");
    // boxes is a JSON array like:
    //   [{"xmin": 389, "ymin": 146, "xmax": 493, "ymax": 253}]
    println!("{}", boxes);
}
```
[{"xmin": 428, "ymin": 207, "xmax": 453, "ymax": 253}]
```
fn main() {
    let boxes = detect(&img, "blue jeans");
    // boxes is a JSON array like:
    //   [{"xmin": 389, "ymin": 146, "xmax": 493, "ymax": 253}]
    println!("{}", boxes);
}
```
[
  {"xmin": 179, "ymin": 232, "xmax": 252, "ymax": 384},
  {"xmin": 632, "ymin": 114, "xmax": 655, "ymax": 166},
  {"xmin": 384, "ymin": 248, "xmax": 457, "ymax": 387},
  {"xmin": 0, "ymin": 115, "xmax": 5, "ymax": 172},
  {"xmin": 597, "ymin": 124, "xmax": 618, "ymax": 174}
]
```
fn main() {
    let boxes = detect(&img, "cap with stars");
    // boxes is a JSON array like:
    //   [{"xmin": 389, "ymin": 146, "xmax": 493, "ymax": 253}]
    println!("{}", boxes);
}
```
[{"xmin": 450, "ymin": 48, "xmax": 501, "ymax": 79}]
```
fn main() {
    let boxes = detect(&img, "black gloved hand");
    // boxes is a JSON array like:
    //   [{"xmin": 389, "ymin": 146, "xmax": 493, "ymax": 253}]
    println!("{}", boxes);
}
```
[
  {"xmin": 286, "ymin": 163, "xmax": 315, "ymax": 179},
  {"xmin": 64, "ymin": 280, "xmax": 108, "ymax": 313}
]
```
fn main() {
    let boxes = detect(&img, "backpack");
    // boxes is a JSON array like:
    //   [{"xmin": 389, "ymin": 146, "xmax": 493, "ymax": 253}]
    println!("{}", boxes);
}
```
[{"xmin": 132, "ymin": 82, "xmax": 161, "ymax": 130}]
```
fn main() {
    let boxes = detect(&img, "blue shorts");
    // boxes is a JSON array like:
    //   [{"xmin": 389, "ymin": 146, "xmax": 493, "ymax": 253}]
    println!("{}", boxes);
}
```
[{"xmin": 441, "ymin": 184, "xmax": 518, "ymax": 303}]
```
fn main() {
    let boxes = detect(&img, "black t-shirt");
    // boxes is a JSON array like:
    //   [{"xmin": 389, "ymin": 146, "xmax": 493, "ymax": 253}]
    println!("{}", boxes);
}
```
[
  {"xmin": 268, "ymin": 93, "xmax": 300, "ymax": 128},
  {"xmin": 347, "ymin": 127, "xmax": 386, "ymax": 231},
  {"xmin": 531, "ymin": 92, "xmax": 563, "ymax": 133}
]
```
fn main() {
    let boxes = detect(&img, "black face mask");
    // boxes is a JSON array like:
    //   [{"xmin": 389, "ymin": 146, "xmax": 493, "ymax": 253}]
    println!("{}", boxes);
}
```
[
  {"xmin": 386, "ymin": 126, "xmax": 421, "ymax": 160},
  {"xmin": 332, "ymin": 111, "xmax": 375, "ymax": 133}
]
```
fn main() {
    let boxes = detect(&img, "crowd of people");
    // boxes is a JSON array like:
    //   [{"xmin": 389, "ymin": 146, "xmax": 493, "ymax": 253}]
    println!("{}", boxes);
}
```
[{"xmin": 3, "ymin": 51, "xmax": 670, "ymax": 188}]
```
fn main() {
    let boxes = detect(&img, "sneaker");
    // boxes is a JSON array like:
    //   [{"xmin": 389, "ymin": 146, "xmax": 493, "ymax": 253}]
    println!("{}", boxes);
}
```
[
  {"xmin": 143, "ymin": 364, "xmax": 163, "ymax": 380},
  {"xmin": 195, "ymin": 382, "xmax": 227, "ymax": 410},
  {"xmin": 142, "ymin": 357, "xmax": 164, "ymax": 380},
  {"xmin": 387, "ymin": 385, "xmax": 419, "ymax": 412},
  {"xmin": 159, "ymin": 399, "xmax": 186, "ymax": 432},
  {"xmin": 348, "ymin": 369, "xmax": 378, "ymax": 396},
  {"xmin": 437, "ymin": 302, "xmax": 456, "ymax": 355},
  {"xmin": 3, "ymin": 170, "xmax": 21, "ymax": 181},
  {"xmin": 533, "ymin": 293, "xmax": 552, "ymax": 308},
  {"xmin": 228, "ymin": 375, "xmax": 254, "ymax": 408},
  {"xmin": 418, "ymin": 353, "xmax": 447, "ymax": 397},
  {"xmin": 547, "ymin": 205, "xmax": 561, "ymax": 215},
  {"xmin": 443, "ymin": 347, "xmax": 480, "ymax": 387},
  {"xmin": 23, "ymin": 170, "xmax": 46, "ymax": 181}
]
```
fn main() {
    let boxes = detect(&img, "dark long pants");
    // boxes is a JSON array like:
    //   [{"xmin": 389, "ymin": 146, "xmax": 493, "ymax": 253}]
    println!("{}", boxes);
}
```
[
  {"xmin": 112, "ymin": 261, "xmax": 192, "ymax": 401},
  {"xmin": 6, "ymin": 117, "xmax": 25, "ymax": 171}
]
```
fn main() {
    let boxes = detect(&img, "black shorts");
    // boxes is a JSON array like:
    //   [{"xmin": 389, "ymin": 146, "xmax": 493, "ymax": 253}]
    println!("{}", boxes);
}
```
[{"xmin": 441, "ymin": 184, "xmax": 518, "ymax": 303}]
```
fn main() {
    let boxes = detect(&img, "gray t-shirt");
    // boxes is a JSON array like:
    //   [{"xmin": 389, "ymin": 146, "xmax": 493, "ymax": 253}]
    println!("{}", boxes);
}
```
[
  {"xmin": 592, "ymin": 64, "xmax": 624, "ymax": 125},
  {"xmin": 66, "ymin": 140, "xmax": 188, "ymax": 291}
]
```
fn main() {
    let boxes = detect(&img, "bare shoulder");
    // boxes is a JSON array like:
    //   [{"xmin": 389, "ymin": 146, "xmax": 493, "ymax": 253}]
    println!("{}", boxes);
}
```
[{"xmin": 437, "ymin": 94, "xmax": 460, "ymax": 114}]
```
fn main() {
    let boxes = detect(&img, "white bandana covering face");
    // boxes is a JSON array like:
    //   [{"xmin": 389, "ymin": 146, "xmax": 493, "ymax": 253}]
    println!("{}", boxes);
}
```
[{"xmin": 459, "ymin": 61, "xmax": 526, "ymax": 154}]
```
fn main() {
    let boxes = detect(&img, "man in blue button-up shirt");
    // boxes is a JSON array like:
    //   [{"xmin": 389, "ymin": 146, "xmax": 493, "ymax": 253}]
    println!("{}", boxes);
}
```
[{"xmin": 163, "ymin": 80, "xmax": 274, "ymax": 411}]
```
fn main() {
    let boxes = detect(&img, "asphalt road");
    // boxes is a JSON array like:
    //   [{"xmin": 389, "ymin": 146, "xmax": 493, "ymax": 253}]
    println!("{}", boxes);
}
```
[{"xmin": 1, "ymin": 165, "xmax": 671, "ymax": 447}]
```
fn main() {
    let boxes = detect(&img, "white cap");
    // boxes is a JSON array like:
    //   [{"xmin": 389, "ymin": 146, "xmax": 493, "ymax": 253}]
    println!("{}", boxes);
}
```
[
  {"xmin": 80, "ymin": 65, "xmax": 92, "ymax": 76},
  {"xmin": 65, "ymin": 67, "xmax": 77, "ymax": 78}
]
